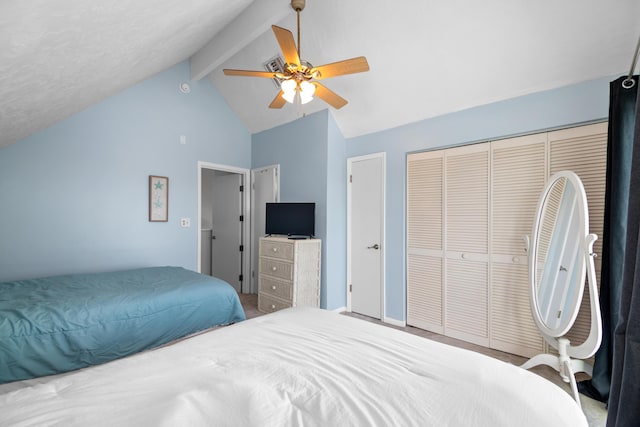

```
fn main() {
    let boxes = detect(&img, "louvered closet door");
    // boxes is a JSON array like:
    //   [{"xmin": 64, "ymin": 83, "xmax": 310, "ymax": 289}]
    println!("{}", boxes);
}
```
[
  {"xmin": 549, "ymin": 122, "xmax": 608, "ymax": 348},
  {"xmin": 406, "ymin": 151, "xmax": 444, "ymax": 333},
  {"xmin": 490, "ymin": 135, "xmax": 546, "ymax": 357},
  {"xmin": 445, "ymin": 144, "xmax": 489, "ymax": 346}
]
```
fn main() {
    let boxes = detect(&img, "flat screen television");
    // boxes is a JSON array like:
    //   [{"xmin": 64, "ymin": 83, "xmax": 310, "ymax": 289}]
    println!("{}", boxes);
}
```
[{"xmin": 265, "ymin": 202, "xmax": 315, "ymax": 238}]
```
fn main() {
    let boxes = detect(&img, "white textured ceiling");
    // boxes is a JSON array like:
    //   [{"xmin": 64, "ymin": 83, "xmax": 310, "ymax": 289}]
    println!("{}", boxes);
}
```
[
  {"xmin": 1, "ymin": 0, "xmax": 639, "ymax": 148},
  {"xmin": 0, "ymin": 0, "xmax": 253, "ymax": 148}
]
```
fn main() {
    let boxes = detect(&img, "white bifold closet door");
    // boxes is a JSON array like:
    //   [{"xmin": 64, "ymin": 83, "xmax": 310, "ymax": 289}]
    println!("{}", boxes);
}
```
[
  {"xmin": 407, "ymin": 151, "xmax": 444, "ymax": 333},
  {"xmin": 444, "ymin": 144, "xmax": 490, "ymax": 347},
  {"xmin": 407, "ymin": 121, "xmax": 608, "ymax": 358},
  {"xmin": 548, "ymin": 123, "xmax": 608, "ymax": 350},
  {"xmin": 490, "ymin": 134, "xmax": 547, "ymax": 357},
  {"xmin": 407, "ymin": 144, "xmax": 490, "ymax": 347}
]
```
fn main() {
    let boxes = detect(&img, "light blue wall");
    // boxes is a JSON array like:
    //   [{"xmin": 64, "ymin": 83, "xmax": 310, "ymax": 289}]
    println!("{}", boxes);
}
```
[
  {"xmin": 252, "ymin": 110, "xmax": 329, "ymax": 209},
  {"xmin": 325, "ymin": 113, "xmax": 347, "ymax": 310},
  {"xmin": 0, "ymin": 61, "xmax": 251, "ymax": 281},
  {"xmin": 252, "ymin": 110, "xmax": 348, "ymax": 309},
  {"xmin": 346, "ymin": 76, "xmax": 612, "ymax": 322},
  {"xmin": 0, "ymin": 61, "xmax": 613, "ymax": 321}
]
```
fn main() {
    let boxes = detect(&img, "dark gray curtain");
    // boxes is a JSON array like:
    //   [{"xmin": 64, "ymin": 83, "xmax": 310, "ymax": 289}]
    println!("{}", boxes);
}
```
[
  {"xmin": 606, "ymin": 76, "xmax": 640, "ymax": 426},
  {"xmin": 579, "ymin": 76, "xmax": 638, "ymax": 403}
]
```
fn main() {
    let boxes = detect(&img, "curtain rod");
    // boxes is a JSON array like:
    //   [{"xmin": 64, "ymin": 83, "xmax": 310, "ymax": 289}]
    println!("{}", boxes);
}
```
[{"xmin": 622, "ymin": 34, "xmax": 640, "ymax": 89}]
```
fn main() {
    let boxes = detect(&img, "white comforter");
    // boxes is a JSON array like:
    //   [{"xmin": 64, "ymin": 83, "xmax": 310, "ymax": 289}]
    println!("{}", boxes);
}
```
[{"xmin": 0, "ymin": 307, "xmax": 586, "ymax": 426}]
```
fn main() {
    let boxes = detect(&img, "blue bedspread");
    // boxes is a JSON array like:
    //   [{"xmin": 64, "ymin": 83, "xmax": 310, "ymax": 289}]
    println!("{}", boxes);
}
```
[{"xmin": 0, "ymin": 266, "xmax": 245, "ymax": 383}]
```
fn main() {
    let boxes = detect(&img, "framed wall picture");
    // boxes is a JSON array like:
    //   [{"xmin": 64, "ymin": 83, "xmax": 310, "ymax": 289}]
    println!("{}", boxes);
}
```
[{"xmin": 149, "ymin": 175, "xmax": 168, "ymax": 222}]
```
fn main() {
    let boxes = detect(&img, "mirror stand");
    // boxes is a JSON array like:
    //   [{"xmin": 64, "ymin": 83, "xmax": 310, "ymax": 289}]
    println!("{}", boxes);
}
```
[
  {"xmin": 521, "ymin": 339, "xmax": 591, "ymax": 407},
  {"xmin": 522, "ymin": 232, "xmax": 602, "ymax": 409}
]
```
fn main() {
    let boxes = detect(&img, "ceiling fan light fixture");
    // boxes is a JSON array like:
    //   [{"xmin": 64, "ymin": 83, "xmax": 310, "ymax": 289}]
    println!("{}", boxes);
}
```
[
  {"xmin": 299, "ymin": 80, "xmax": 315, "ymax": 104},
  {"xmin": 281, "ymin": 78, "xmax": 296, "ymax": 93},
  {"xmin": 299, "ymin": 92, "xmax": 313, "ymax": 105},
  {"xmin": 281, "ymin": 90, "xmax": 296, "ymax": 104},
  {"xmin": 280, "ymin": 79, "xmax": 298, "ymax": 104},
  {"xmin": 280, "ymin": 78, "xmax": 297, "ymax": 103}
]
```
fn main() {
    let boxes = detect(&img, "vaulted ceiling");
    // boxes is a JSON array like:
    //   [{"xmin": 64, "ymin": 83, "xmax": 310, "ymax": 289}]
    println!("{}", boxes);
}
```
[{"xmin": 1, "ymin": 0, "xmax": 639, "ymax": 149}]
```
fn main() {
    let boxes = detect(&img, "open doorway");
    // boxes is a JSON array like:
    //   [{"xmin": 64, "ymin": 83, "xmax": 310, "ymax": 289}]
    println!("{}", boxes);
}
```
[{"xmin": 197, "ymin": 162, "xmax": 250, "ymax": 294}]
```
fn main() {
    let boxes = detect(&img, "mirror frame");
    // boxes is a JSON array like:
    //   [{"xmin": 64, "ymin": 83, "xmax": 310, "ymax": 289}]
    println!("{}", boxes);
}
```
[
  {"xmin": 522, "ymin": 170, "xmax": 602, "ymax": 408},
  {"xmin": 529, "ymin": 171, "xmax": 589, "ymax": 339}
]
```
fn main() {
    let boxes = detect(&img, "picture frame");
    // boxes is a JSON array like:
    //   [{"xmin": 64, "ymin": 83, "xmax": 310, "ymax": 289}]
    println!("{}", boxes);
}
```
[{"xmin": 149, "ymin": 175, "xmax": 168, "ymax": 222}]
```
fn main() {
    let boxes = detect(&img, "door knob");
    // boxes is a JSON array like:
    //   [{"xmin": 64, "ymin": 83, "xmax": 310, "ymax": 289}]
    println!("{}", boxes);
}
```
[{"xmin": 367, "ymin": 244, "xmax": 380, "ymax": 250}]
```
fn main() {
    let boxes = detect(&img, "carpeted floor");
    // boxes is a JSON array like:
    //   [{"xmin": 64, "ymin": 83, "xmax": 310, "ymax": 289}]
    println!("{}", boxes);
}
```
[{"xmin": 238, "ymin": 293, "xmax": 607, "ymax": 426}]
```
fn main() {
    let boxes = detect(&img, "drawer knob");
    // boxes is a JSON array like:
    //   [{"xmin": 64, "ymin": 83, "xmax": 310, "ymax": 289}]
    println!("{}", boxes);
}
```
[
  {"xmin": 271, "ymin": 304, "xmax": 276, "ymax": 309},
  {"xmin": 512, "ymin": 256, "xmax": 520, "ymax": 263},
  {"xmin": 461, "ymin": 253, "xmax": 466, "ymax": 259},
  {"xmin": 272, "ymin": 247, "xmax": 278, "ymax": 252},
  {"xmin": 272, "ymin": 266, "xmax": 277, "ymax": 271},
  {"xmin": 272, "ymin": 285, "xmax": 277, "ymax": 290}
]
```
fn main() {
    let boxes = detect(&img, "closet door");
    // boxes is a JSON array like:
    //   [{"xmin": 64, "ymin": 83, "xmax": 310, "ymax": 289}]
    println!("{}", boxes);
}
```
[
  {"xmin": 490, "ymin": 135, "xmax": 546, "ymax": 357},
  {"xmin": 406, "ymin": 151, "xmax": 444, "ymax": 333},
  {"xmin": 405, "ymin": 121, "xmax": 607, "ymax": 355},
  {"xmin": 444, "ymin": 144, "xmax": 490, "ymax": 346},
  {"xmin": 548, "ymin": 122, "xmax": 608, "ymax": 348}
]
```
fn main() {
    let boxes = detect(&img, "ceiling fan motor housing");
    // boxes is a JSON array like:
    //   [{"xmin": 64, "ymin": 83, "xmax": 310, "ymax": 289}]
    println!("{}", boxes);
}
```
[{"xmin": 291, "ymin": 0, "xmax": 305, "ymax": 12}]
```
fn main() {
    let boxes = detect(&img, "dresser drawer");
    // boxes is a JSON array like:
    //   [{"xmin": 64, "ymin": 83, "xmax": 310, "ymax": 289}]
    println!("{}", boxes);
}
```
[
  {"xmin": 258, "ymin": 293, "xmax": 292, "ymax": 314},
  {"xmin": 260, "ymin": 239, "xmax": 294, "ymax": 261},
  {"xmin": 260, "ymin": 258, "xmax": 293, "ymax": 281},
  {"xmin": 259, "ymin": 277, "xmax": 293, "ymax": 301}
]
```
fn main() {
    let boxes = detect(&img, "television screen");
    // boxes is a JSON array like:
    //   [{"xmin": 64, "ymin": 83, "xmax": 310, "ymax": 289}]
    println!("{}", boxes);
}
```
[{"xmin": 265, "ymin": 202, "xmax": 315, "ymax": 237}]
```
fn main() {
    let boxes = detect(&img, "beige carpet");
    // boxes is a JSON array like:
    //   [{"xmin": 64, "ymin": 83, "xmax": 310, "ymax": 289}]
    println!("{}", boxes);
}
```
[{"xmin": 238, "ymin": 294, "xmax": 607, "ymax": 427}]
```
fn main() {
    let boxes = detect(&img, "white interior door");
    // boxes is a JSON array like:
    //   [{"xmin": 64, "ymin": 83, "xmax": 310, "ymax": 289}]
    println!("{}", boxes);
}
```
[
  {"xmin": 348, "ymin": 154, "xmax": 385, "ymax": 319},
  {"xmin": 211, "ymin": 173, "xmax": 243, "ymax": 292},
  {"xmin": 251, "ymin": 165, "xmax": 279, "ymax": 294}
]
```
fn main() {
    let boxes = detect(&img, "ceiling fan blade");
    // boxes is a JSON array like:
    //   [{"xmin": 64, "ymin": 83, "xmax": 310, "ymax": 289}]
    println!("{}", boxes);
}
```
[
  {"xmin": 311, "ymin": 56, "xmax": 369, "ymax": 79},
  {"xmin": 269, "ymin": 91, "xmax": 287, "ymax": 109},
  {"xmin": 313, "ymin": 83, "xmax": 348, "ymax": 109},
  {"xmin": 223, "ymin": 69, "xmax": 279, "ymax": 78},
  {"xmin": 272, "ymin": 25, "xmax": 301, "ymax": 67}
]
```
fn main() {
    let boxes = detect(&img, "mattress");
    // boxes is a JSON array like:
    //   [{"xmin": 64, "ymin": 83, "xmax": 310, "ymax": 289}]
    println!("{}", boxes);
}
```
[
  {"xmin": 0, "ymin": 307, "xmax": 586, "ymax": 426},
  {"xmin": 0, "ymin": 266, "xmax": 245, "ymax": 383}
]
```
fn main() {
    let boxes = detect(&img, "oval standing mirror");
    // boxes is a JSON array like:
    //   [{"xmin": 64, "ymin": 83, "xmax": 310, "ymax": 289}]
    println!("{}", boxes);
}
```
[
  {"xmin": 521, "ymin": 171, "xmax": 602, "ymax": 409},
  {"xmin": 532, "ymin": 173, "xmax": 587, "ymax": 337}
]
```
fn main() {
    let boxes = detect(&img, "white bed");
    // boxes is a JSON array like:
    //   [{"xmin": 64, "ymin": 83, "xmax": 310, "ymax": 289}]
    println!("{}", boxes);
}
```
[{"xmin": 0, "ymin": 307, "xmax": 586, "ymax": 426}]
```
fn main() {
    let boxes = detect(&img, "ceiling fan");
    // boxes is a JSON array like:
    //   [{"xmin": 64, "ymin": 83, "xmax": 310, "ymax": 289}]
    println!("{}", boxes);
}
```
[{"xmin": 223, "ymin": 0, "xmax": 369, "ymax": 110}]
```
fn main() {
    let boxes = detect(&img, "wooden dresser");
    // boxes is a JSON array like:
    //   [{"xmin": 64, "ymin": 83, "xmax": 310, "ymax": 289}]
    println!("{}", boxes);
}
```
[{"xmin": 258, "ymin": 236, "xmax": 321, "ymax": 314}]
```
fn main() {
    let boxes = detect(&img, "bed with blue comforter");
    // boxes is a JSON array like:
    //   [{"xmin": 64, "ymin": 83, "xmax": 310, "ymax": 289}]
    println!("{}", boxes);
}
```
[{"xmin": 0, "ymin": 266, "xmax": 245, "ymax": 384}]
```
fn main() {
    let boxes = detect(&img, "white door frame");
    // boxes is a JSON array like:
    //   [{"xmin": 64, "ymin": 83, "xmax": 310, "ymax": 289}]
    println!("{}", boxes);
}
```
[
  {"xmin": 250, "ymin": 164, "xmax": 280, "ymax": 294},
  {"xmin": 197, "ymin": 161, "xmax": 251, "ymax": 293},
  {"xmin": 346, "ymin": 152, "xmax": 386, "ymax": 320}
]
